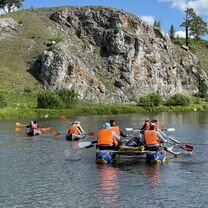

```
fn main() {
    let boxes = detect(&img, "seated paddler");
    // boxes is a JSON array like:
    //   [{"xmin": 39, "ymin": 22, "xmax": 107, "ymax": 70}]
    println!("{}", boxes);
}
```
[
  {"xmin": 97, "ymin": 122, "xmax": 121, "ymax": 150},
  {"xmin": 66, "ymin": 121, "xmax": 84, "ymax": 141},
  {"xmin": 144, "ymin": 123, "xmax": 165, "ymax": 151}
]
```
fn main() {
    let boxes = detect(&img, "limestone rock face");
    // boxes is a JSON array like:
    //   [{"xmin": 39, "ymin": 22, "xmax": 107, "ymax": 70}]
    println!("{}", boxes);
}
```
[
  {"xmin": 32, "ymin": 7, "xmax": 207, "ymax": 103},
  {"xmin": 0, "ymin": 18, "xmax": 18, "ymax": 40}
]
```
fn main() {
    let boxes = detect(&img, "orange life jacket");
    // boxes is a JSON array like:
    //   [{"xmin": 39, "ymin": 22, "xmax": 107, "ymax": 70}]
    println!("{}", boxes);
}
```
[
  {"xmin": 145, "ymin": 130, "xmax": 160, "ymax": 145},
  {"xmin": 112, "ymin": 126, "xmax": 120, "ymax": 136},
  {"xmin": 98, "ymin": 129, "xmax": 118, "ymax": 146},
  {"xmin": 68, "ymin": 125, "xmax": 79, "ymax": 135}
]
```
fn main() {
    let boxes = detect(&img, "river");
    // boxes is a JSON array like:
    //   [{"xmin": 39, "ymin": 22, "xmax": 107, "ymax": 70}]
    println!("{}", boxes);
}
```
[{"xmin": 0, "ymin": 111, "xmax": 208, "ymax": 208}]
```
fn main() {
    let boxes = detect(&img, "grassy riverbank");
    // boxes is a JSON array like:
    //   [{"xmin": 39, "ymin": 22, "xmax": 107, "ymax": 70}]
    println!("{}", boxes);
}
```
[{"xmin": 1, "ymin": 103, "xmax": 208, "ymax": 120}]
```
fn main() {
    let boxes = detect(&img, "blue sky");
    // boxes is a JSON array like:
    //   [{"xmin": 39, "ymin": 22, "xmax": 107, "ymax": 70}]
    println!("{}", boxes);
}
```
[{"xmin": 18, "ymin": 0, "xmax": 208, "ymax": 39}]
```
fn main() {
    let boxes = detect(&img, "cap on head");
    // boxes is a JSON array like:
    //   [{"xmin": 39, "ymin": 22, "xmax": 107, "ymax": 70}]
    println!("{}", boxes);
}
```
[
  {"xmin": 73, "ymin": 121, "xmax": 80, "ymax": 124},
  {"xmin": 145, "ymin": 118, "xmax": 150, "ymax": 122},
  {"xmin": 103, "ymin": 122, "xmax": 112, "ymax": 129}
]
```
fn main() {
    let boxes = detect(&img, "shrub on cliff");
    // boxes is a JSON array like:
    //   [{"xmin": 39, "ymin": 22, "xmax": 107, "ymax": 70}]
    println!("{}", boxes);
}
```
[
  {"xmin": 37, "ymin": 92, "xmax": 64, "ymax": 109},
  {"xmin": 165, "ymin": 93, "xmax": 191, "ymax": 106},
  {"xmin": 57, "ymin": 89, "xmax": 78, "ymax": 107},
  {"xmin": 138, "ymin": 93, "xmax": 163, "ymax": 107},
  {"xmin": 0, "ymin": 95, "xmax": 7, "ymax": 108}
]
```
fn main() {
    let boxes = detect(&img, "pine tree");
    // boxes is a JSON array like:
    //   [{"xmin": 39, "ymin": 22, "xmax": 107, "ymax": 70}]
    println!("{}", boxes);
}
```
[
  {"xmin": 169, "ymin": 25, "xmax": 176, "ymax": 41},
  {"xmin": 180, "ymin": 8, "xmax": 208, "ymax": 46},
  {"xmin": 153, "ymin": 20, "xmax": 162, "ymax": 31}
]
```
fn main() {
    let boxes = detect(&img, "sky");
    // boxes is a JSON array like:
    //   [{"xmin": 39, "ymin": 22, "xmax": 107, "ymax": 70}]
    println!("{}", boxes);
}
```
[{"xmin": 6, "ymin": 0, "xmax": 208, "ymax": 39}]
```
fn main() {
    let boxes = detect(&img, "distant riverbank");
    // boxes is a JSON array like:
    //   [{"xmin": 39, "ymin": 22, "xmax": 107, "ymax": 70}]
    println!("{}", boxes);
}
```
[{"xmin": 0, "ymin": 104, "xmax": 208, "ymax": 119}]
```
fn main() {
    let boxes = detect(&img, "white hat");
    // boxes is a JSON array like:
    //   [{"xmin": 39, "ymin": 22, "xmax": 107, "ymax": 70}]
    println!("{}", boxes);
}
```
[{"xmin": 74, "ymin": 121, "xmax": 80, "ymax": 124}]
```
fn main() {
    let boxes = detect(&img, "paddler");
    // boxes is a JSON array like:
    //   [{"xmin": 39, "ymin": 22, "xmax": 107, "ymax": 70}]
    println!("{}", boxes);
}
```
[
  {"xmin": 97, "ymin": 122, "xmax": 121, "ymax": 150},
  {"xmin": 66, "ymin": 121, "xmax": 84, "ymax": 141},
  {"xmin": 109, "ymin": 120, "xmax": 128, "ymax": 138}
]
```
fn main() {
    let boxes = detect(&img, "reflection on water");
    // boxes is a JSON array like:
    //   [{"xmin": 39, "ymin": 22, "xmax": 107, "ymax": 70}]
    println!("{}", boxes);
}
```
[
  {"xmin": 97, "ymin": 166, "xmax": 121, "ymax": 208},
  {"xmin": 146, "ymin": 164, "xmax": 161, "ymax": 186}
]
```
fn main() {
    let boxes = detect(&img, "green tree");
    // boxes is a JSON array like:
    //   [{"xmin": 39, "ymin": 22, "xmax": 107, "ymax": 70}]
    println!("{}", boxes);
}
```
[
  {"xmin": 180, "ymin": 8, "xmax": 208, "ymax": 46},
  {"xmin": 169, "ymin": 25, "xmax": 176, "ymax": 41},
  {"xmin": 0, "ymin": 0, "xmax": 24, "ymax": 13},
  {"xmin": 153, "ymin": 20, "xmax": 162, "ymax": 31},
  {"xmin": 189, "ymin": 15, "xmax": 208, "ymax": 41}
]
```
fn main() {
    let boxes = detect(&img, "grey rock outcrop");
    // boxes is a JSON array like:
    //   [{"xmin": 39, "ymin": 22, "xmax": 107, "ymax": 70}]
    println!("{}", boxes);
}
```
[
  {"xmin": 0, "ymin": 18, "xmax": 18, "ymax": 40},
  {"xmin": 32, "ymin": 7, "xmax": 207, "ymax": 103}
]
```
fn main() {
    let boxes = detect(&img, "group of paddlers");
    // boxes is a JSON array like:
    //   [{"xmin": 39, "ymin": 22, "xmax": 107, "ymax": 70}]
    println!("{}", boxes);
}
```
[
  {"xmin": 27, "ymin": 118, "xmax": 178, "ymax": 156},
  {"xmin": 66, "ymin": 118, "xmax": 178, "ymax": 155}
]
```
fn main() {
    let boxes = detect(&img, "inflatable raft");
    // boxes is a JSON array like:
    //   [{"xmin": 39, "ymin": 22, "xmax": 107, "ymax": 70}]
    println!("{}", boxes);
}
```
[{"xmin": 96, "ymin": 145, "xmax": 166, "ymax": 164}]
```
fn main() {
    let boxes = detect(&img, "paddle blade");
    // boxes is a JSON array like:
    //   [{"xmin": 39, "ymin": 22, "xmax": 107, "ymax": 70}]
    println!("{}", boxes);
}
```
[
  {"xmin": 16, "ymin": 122, "xmax": 25, "ymax": 127},
  {"xmin": 16, "ymin": 128, "xmax": 22, "ymax": 133},
  {"xmin": 60, "ymin": 116, "xmax": 69, "ymax": 122},
  {"xmin": 166, "ymin": 128, "xmax": 175, "ymax": 132},
  {"xmin": 179, "ymin": 144, "xmax": 193, "ymax": 152},
  {"xmin": 126, "ymin": 128, "xmax": 133, "ymax": 131},
  {"xmin": 41, "ymin": 127, "xmax": 54, "ymax": 132},
  {"xmin": 78, "ymin": 141, "xmax": 92, "ymax": 148},
  {"xmin": 87, "ymin": 132, "xmax": 96, "ymax": 136},
  {"xmin": 52, "ymin": 132, "xmax": 62, "ymax": 136}
]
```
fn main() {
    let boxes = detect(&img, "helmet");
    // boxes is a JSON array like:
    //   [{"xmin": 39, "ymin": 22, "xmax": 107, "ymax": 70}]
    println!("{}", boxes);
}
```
[{"xmin": 103, "ymin": 122, "xmax": 112, "ymax": 129}]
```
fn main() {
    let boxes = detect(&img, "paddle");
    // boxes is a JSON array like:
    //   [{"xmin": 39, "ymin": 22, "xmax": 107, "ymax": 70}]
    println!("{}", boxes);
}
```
[
  {"xmin": 78, "ymin": 141, "xmax": 97, "ymax": 149},
  {"xmin": 60, "ymin": 115, "xmax": 69, "ymax": 122},
  {"xmin": 168, "ymin": 137, "xmax": 193, "ymax": 152},
  {"xmin": 126, "ymin": 127, "xmax": 175, "ymax": 132},
  {"xmin": 52, "ymin": 131, "xmax": 96, "ymax": 137},
  {"xmin": 16, "ymin": 123, "xmax": 54, "ymax": 133},
  {"xmin": 16, "ymin": 122, "xmax": 26, "ymax": 127}
]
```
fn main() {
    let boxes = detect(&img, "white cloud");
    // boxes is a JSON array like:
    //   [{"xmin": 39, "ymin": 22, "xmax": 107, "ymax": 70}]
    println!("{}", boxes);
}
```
[
  {"xmin": 159, "ymin": 0, "xmax": 208, "ymax": 15},
  {"xmin": 175, "ymin": 30, "xmax": 186, "ymax": 38},
  {"xmin": 140, "ymin": 16, "xmax": 155, "ymax": 26},
  {"xmin": 174, "ymin": 30, "xmax": 195, "ymax": 39}
]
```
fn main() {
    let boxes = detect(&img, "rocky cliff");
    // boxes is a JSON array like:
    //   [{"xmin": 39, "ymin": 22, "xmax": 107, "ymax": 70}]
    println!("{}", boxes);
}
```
[{"xmin": 31, "ymin": 6, "xmax": 207, "ymax": 103}]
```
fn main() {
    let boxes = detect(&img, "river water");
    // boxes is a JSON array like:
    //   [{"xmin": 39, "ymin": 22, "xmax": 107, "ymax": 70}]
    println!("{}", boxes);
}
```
[{"xmin": 0, "ymin": 111, "xmax": 208, "ymax": 208}]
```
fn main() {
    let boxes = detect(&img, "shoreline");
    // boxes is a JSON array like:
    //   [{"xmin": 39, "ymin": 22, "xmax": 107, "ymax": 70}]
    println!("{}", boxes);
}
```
[{"xmin": 0, "ymin": 104, "xmax": 208, "ymax": 119}]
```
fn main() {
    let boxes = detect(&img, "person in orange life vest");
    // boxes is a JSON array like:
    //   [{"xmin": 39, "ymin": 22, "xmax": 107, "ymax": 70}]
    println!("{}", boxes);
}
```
[
  {"xmin": 109, "ymin": 120, "xmax": 128, "ymax": 138},
  {"xmin": 97, "ymin": 122, "xmax": 121, "ymax": 150},
  {"xmin": 67, "ymin": 121, "xmax": 84, "ymax": 141},
  {"xmin": 74, "ymin": 121, "xmax": 85, "ymax": 134},
  {"xmin": 144, "ymin": 123, "xmax": 165, "ymax": 150}
]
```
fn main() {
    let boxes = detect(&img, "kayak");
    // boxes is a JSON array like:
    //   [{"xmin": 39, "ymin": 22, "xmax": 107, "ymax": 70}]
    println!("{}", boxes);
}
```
[
  {"xmin": 96, "ymin": 145, "xmax": 166, "ymax": 164},
  {"xmin": 65, "ymin": 133, "xmax": 86, "ymax": 141},
  {"xmin": 26, "ymin": 129, "xmax": 42, "ymax": 136}
]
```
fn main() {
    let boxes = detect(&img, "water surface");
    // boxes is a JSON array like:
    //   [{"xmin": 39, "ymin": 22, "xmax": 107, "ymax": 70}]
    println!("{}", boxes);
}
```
[{"xmin": 0, "ymin": 111, "xmax": 208, "ymax": 208}]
